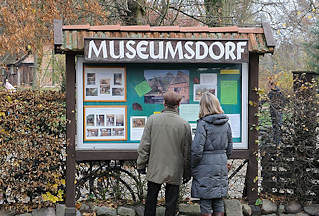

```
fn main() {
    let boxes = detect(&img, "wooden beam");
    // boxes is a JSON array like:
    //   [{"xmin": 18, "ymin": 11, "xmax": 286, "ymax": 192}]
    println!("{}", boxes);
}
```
[
  {"xmin": 65, "ymin": 54, "xmax": 76, "ymax": 215},
  {"xmin": 245, "ymin": 52, "xmax": 259, "ymax": 204}
]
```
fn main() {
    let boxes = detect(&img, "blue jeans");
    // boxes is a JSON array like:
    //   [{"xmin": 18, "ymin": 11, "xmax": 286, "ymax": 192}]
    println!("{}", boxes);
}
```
[{"xmin": 200, "ymin": 198, "xmax": 224, "ymax": 213}]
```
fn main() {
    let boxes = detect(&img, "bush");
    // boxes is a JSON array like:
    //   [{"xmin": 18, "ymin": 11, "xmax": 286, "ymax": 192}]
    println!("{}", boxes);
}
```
[
  {"xmin": 0, "ymin": 90, "xmax": 66, "ymax": 212},
  {"xmin": 259, "ymin": 78, "xmax": 319, "ymax": 203}
]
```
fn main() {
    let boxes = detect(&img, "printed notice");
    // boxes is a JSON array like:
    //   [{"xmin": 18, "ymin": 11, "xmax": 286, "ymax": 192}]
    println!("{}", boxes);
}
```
[
  {"xmin": 226, "ymin": 114, "xmax": 241, "ymax": 138},
  {"xmin": 221, "ymin": 80, "xmax": 238, "ymax": 104},
  {"xmin": 135, "ymin": 80, "xmax": 152, "ymax": 97},
  {"xmin": 130, "ymin": 116, "xmax": 147, "ymax": 140},
  {"xmin": 200, "ymin": 73, "xmax": 217, "ymax": 86},
  {"xmin": 220, "ymin": 69, "xmax": 240, "ymax": 74},
  {"xmin": 179, "ymin": 104, "xmax": 200, "ymax": 122},
  {"xmin": 190, "ymin": 123, "xmax": 197, "ymax": 140}
]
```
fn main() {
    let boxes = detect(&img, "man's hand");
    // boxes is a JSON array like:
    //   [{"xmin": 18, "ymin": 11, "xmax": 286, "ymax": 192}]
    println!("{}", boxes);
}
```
[{"xmin": 137, "ymin": 168, "xmax": 146, "ymax": 174}]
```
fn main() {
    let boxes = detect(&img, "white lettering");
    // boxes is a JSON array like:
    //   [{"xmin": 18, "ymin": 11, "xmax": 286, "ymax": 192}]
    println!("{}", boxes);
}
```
[
  {"xmin": 150, "ymin": 41, "xmax": 164, "ymax": 59},
  {"xmin": 237, "ymin": 41, "xmax": 247, "ymax": 60},
  {"xmin": 225, "ymin": 42, "xmax": 236, "ymax": 60},
  {"xmin": 137, "ymin": 41, "xmax": 149, "ymax": 59},
  {"xmin": 209, "ymin": 42, "xmax": 224, "ymax": 60},
  {"xmin": 88, "ymin": 40, "xmax": 107, "ymax": 58},
  {"xmin": 184, "ymin": 41, "xmax": 195, "ymax": 59},
  {"xmin": 126, "ymin": 40, "xmax": 136, "ymax": 59},
  {"xmin": 110, "ymin": 41, "xmax": 124, "ymax": 59},
  {"xmin": 195, "ymin": 42, "xmax": 208, "ymax": 60},
  {"xmin": 165, "ymin": 41, "xmax": 183, "ymax": 59}
]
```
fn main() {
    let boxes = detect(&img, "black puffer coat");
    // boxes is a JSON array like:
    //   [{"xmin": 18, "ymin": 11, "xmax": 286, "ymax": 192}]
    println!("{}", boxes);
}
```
[{"xmin": 191, "ymin": 114, "xmax": 233, "ymax": 199}]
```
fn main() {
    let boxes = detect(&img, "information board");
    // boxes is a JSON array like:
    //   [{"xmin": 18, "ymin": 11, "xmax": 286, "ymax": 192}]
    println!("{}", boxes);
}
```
[{"xmin": 76, "ymin": 57, "xmax": 248, "ymax": 150}]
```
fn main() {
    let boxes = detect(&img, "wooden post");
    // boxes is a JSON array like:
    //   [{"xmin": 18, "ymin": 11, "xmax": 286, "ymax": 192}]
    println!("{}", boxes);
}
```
[
  {"xmin": 246, "ymin": 52, "xmax": 259, "ymax": 204},
  {"xmin": 65, "ymin": 53, "xmax": 76, "ymax": 216}
]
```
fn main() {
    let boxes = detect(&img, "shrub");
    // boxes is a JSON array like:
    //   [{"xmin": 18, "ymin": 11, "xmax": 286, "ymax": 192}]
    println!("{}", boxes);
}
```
[{"xmin": 0, "ymin": 90, "xmax": 66, "ymax": 212}]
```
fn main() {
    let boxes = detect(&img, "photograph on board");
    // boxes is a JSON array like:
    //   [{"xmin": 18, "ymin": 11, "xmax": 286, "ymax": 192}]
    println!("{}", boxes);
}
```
[
  {"xmin": 116, "ymin": 114, "xmax": 124, "ymax": 126},
  {"xmin": 86, "ymin": 114, "xmax": 95, "ymax": 126},
  {"xmin": 87, "ymin": 73, "xmax": 96, "ymax": 85},
  {"xmin": 86, "ymin": 88, "xmax": 98, "ymax": 96},
  {"xmin": 144, "ymin": 70, "xmax": 189, "ymax": 104},
  {"xmin": 96, "ymin": 114, "xmax": 105, "ymax": 126},
  {"xmin": 193, "ymin": 84, "xmax": 217, "ymax": 102},
  {"xmin": 114, "ymin": 73, "xmax": 123, "ymax": 85},
  {"xmin": 87, "ymin": 129, "xmax": 98, "ymax": 137},
  {"xmin": 100, "ymin": 128, "xmax": 112, "ymax": 136},
  {"xmin": 106, "ymin": 114, "xmax": 115, "ymax": 126},
  {"xmin": 113, "ymin": 128, "xmax": 124, "ymax": 136},
  {"xmin": 112, "ymin": 88, "xmax": 124, "ymax": 96},
  {"xmin": 100, "ymin": 79, "xmax": 111, "ymax": 95},
  {"xmin": 132, "ymin": 117, "xmax": 146, "ymax": 128}
]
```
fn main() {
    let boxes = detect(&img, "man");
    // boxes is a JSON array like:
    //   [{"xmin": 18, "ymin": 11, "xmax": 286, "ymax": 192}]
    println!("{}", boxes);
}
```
[{"xmin": 137, "ymin": 91, "xmax": 192, "ymax": 216}]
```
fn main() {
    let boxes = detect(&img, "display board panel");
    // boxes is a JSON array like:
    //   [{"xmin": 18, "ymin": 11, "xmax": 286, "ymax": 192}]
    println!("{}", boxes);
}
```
[{"xmin": 76, "ymin": 57, "xmax": 248, "ymax": 150}]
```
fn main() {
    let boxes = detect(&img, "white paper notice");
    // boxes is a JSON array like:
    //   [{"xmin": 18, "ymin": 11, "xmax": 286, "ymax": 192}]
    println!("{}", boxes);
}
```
[
  {"xmin": 130, "ymin": 116, "xmax": 147, "ymax": 141},
  {"xmin": 200, "ymin": 73, "xmax": 217, "ymax": 86},
  {"xmin": 226, "ymin": 114, "xmax": 241, "ymax": 138},
  {"xmin": 179, "ymin": 104, "xmax": 200, "ymax": 122},
  {"xmin": 190, "ymin": 123, "xmax": 197, "ymax": 140}
]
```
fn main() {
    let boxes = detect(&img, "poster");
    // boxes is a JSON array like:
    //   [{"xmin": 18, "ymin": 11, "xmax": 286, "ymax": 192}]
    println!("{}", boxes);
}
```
[
  {"xmin": 84, "ymin": 66, "xmax": 126, "ymax": 101},
  {"xmin": 226, "ymin": 114, "xmax": 241, "ymax": 138},
  {"xmin": 200, "ymin": 73, "xmax": 217, "ymax": 86},
  {"xmin": 190, "ymin": 123, "xmax": 197, "ymax": 140},
  {"xmin": 193, "ymin": 84, "xmax": 217, "ymax": 101},
  {"xmin": 84, "ymin": 106, "xmax": 127, "ymax": 141},
  {"xmin": 221, "ymin": 80, "xmax": 238, "ymax": 104},
  {"xmin": 144, "ymin": 70, "xmax": 189, "ymax": 104},
  {"xmin": 130, "ymin": 116, "xmax": 147, "ymax": 140},
  {"xmin": 179, "ymin": 104, "xmax": 200, "ymax": 122}
]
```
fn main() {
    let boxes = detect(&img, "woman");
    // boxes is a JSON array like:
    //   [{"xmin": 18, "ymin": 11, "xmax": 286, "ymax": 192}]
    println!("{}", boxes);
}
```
[{"xmin": 191, "ymin": 92, "xmax": 233, "ymax": 216}]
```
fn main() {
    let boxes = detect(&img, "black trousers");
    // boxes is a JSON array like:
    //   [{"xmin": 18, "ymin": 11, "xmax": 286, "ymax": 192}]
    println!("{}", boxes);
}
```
[{"xmin": 144, "ymin": 181, "xmax": 180, "ymax": 216}]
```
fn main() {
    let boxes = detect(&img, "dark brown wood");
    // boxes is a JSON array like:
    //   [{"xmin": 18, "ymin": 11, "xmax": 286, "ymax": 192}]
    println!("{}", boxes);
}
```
[
  {"xmin": 76, "ymin": 149, "xmax": 248, "ymax": 161},
  {"xmin": 230, "ymin": 150, "xmax": 250, "ymax": 159},
  {"xmin": 246, "ymin": 52, "xmax": 259, "ymax": 204},
  {"xmin": 262, "ymin": 23, "xmax": 276, "ymax": 47},
  {"xmin": 65, "ymin": 54, "xmax": 76, "ymax": 214},
  {"xmin": 76, "ymin": 150, "xmax": 138, "ymax": 161},
  {"xmin": 84, "ymin": 38, "xmax": 249, "ymax": 63},
  {"xmin": 54, "ymin": 19, "xmax": 63, "ymax": 45}
]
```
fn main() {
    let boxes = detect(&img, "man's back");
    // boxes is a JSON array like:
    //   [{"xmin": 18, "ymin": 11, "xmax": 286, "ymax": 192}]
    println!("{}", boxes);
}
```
[{"xmin": 137, "ymin": 108, "xmax": 191, "ymax": 185}]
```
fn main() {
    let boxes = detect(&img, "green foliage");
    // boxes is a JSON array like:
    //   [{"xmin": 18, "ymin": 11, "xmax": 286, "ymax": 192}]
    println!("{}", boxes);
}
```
[{"xmin": 0, "ymin": 90, "xmax": 66, "ymax": 212}]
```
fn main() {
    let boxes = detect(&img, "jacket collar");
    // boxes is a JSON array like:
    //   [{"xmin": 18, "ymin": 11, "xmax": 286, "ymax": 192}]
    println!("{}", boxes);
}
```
[{"xmin": 162, "ymin": 107, "xmax": 179, "ymax": 114}]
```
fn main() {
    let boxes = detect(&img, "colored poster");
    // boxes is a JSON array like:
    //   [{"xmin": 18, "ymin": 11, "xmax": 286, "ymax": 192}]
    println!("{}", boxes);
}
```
[
  {"xmin": 193, "ymin": 84, "xmax": 217, "ymax": 101},
  {"xmin": 221, "ymin": 80, "xmax": 238, "ymax": 104},
  {"xmin": 220, "ymin": 69, "xmax": 240, "ymax": 74},
  {"xmin": 179, "ymin": 104, "xmax": 200, "ymax": 122},
  {"xmin": 144, "ymin": 70, "xmax": 189, "ymax": 104},
  {"xmin": 135, "ymin": 81, "xmax": 152, "ymax": 97}
]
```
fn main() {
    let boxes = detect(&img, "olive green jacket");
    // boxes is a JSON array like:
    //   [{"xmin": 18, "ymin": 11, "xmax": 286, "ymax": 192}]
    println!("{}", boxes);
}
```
[{"xmin": 137, "ymin": 108, "xmax": 192, "ymax": 185}]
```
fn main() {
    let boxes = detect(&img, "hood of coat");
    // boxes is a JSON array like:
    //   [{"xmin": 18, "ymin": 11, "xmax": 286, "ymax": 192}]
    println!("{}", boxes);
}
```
[{"xmin": 202, "ymin": 114, "xmax": 229, "ymax": 125}]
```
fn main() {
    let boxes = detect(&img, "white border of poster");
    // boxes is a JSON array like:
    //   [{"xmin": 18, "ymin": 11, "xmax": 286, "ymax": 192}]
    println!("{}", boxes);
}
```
[
  {"xmin": 130, "ymin": 116, "xmax": 147, "ymax": 141},
  {"xmin": 84, "ymin": 66, "xmax": 126, "ymax": 102}
]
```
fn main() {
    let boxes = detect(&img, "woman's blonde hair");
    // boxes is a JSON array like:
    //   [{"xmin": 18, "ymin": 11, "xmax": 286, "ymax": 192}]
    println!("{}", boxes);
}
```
[{"xmin": 199, "ymin": 92, "xmax": 224, "ymax": 118}]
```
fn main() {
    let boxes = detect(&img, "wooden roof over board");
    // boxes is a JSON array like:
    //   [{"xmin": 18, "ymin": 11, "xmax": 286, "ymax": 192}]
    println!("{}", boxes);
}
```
[{"xmin": 53, "ymin": 20, "xmax": 275, "ymax": 54}]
